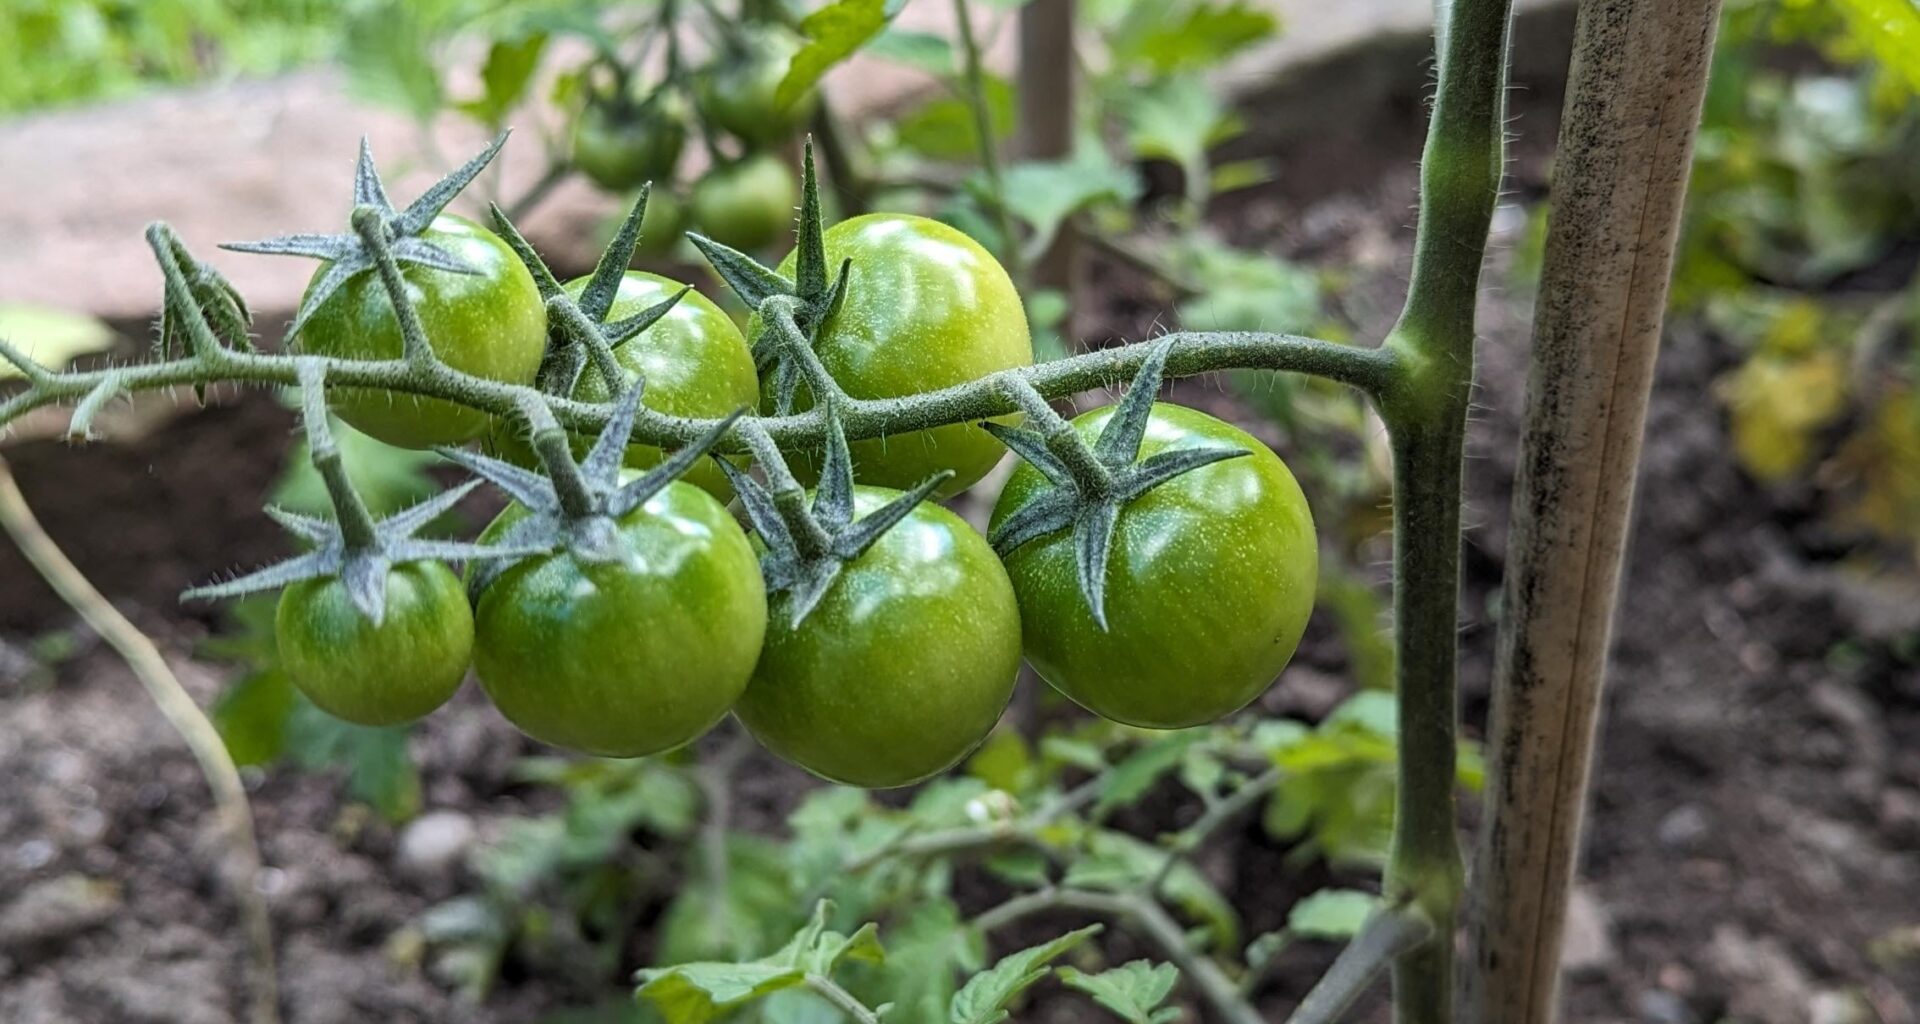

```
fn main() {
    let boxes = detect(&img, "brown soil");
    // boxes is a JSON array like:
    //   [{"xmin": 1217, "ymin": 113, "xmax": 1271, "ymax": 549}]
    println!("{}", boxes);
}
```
[{"xmin": 4, "ymin": 10, "xmax": 1918, "ymax": 1023}]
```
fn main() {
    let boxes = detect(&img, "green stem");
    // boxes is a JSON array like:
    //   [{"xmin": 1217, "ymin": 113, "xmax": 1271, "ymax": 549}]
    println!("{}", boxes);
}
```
[
  {"xmin": 1, "ymin": 330, "xmax": 1393, "ymax": 452},
  {"xmin": 804, "ymin": 974, "xmax": 882, "ymax": 1024},
  {"xmin": 1373, "ymin": 0, "xmax": 1514, "ymax": 1020},
  {"xmin": 1286, "ymin": 904, "xmax": 1435, "ymax": 1024},
  {"xmin": 950, "ymin": 0, "xmax": 1027, "ymax": 285}
]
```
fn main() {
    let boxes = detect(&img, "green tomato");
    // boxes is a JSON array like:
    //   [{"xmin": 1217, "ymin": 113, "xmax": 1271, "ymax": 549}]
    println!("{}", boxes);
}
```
[
  {"xmin": 990, "ymin": 403, "xmax": 1318, "ymax": 729},
  {"xmin": 695, "ymin": 28, "xmax": 818, "ymax": 147},
  {"xmin": 572, "ymin": 95, "xmax": 688, "ymax": 191},
  {"xmin": 275, "ymin": 561, "xmax": 473, "ymax": 727},
  {"xmin": 759, "ymin": 213, "xmax": 1032, "ymax": 496},
  {"xmin": 298, "ymin": 214, "xmax": 546, "ymax": 449},
  {"xmin": 634, "ymin": 188, "xmax": 689, "ymax": 259},
  {"xmin": 484, "ymin": 272, "xmax": 757, "ymax": 501},
  {"xmin": 734, "ymin": 487, "xmax": 1023, "ymax": 788},
  {"xmin": 690, "ymin": 153, "xmax": 798, "ymax": 252},
  {"xmin": 472, "ymin": 483, "xmax": 767, "ymax": 758}
]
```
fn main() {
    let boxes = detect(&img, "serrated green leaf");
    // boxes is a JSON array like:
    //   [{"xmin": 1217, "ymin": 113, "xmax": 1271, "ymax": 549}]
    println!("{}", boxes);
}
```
[
  {"xmin": 778, "ymin": 0, "xmax": 889, "ymax": 109},
  {"xmin": 1058, "ymin": 961, "xmax": 1182, "ymax": 1024},
  {"xmin": 1063, "ymin": 831, "xmax": 1239, "ymax": 950},
  {"xmin": 0, "ymin": 303, "xmax": 115, "ymax": 378},
  {"xmin": 1287, "ymin": 889, "xmax": 1379, "ymax": 940},
  {"xmin": 1095, "ymin": 732, "xmax": 1201, "ymax": 816},
  {"xmin": 949, "ymin": 926, "xmax": 1101, "ymax": 1024},
  {"xmin": 1125, "ymin": 78, "xmax": 1239, "ymax": 205},
  {"xmin": 1172, "ymin": 235, "xmax": 1323, "ymax": 334},
  {"xmin": 212, "ymin": 669, "xmax": 295, "ymax": 767},
  {"xmin": 287, "ymin": 696, "xmax": 420, "ymax": 820},
  {"xmin": 875, "ymin": 900, "xmax": 983, "ymax": 1022},
  {"xmin": 342, "ymin": 1, "xmax": 444, "ymax": 122},
  {"xmin": 895, "ymin": 77, "xmax": 1016, "ymax": 161},
  {"xmin": 967, "ymin": 728, "xmax": 1034, "ymax": 794},
  {"xmin": 657, "ymin": 834, "xmax": 799, "ymax": 964},
  {"xmin": 635, "ymin": 962, "xmax": 804, "ymax": 1024},
  {"xmin": 458, "ymin": 32, "xmax": 547, "ymax": 129},
  {"xmin": 1107, "ymin": 1, "xmax": 1281, "ymax": 76},
  {"xmin": 997, "ymin": 150, "xmax": 1143, "ymax": 261},
  {"xmin": 865, "ymin": 27, "xmax": 954, "ymax": 74}
]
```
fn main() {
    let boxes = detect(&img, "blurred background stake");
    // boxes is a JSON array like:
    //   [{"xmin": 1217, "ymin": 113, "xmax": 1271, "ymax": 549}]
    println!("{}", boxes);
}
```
[
  {"xmin": 1018, "ymin": 0, "xmax": 1077, "ymax": 297},
  {"xmin": 1466, "ymin": 0, "xmax": 1724, "ymax": 1021},
  {"xmin": 0, "ymin": 457, "xmax": 281, "ymax": 1024}
]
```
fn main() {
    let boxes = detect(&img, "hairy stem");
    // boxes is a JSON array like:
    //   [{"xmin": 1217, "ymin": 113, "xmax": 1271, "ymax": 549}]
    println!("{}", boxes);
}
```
[
  {"xmin": 0, "ymin": 460, "xmax": 280, "ymax": 1024},
  {"xmin": 1, "ymin": 331, "xmax": 1394, "ymax": 452},
  {"xmin": 1286, "ymin": 905, "xmax": 1435, "ymax": 1024},
  {"xmin": 1373, "ymin": 0, "xmax": 1515, "ymax": 1021}
]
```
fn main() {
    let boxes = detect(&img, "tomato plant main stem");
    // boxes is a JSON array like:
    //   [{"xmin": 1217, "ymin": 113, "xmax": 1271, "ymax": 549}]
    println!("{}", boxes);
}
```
[
  {"xmin": 0, "ymin": 460, "xmax": 280, "ymax": 1024},
  {"xmin": 1372, "ymin": 0, "xmax": 1513, "ymax": 1021}
]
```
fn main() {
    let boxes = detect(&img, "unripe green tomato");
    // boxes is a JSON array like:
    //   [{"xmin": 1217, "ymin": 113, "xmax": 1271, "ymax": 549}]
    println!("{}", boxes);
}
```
[
  {"xmin": 990, "ymin": 403, "xmax": 1318, "ymax": 729},
  {"xmin": 296, "ymin": 214, "xmax": 546, "ymax": 448},
  {"xmin": 572, "ymin": 94, "xmax": 689, "ymax": 192},
  {"xmin": 695, "ymin": 28, "xmax": 818, "ymax": 147},
  {"xmin": 690, "ymin": 153, "xmax": 798, "ymax": 252},
  {"xmin": 633, "ymin": 188, "xmax": 689, "ymax": 259},
  {"xmin": 484, "ymin": 272, "xmax": 757, "ymax": 501},
  {"xmin": 471, "ymin": 483, "xmax": 767, "ymax": 758},
  {"xmin": 275, "ymin": 561, "xmax": 474, "ymax": 727},
  {"xmin": 734, "ymin": 487, "xmax": 1023, "ymax": 788},
  {"xmin": 755, "ymin": 213, "xmax": 1033, "ymax": 496}
]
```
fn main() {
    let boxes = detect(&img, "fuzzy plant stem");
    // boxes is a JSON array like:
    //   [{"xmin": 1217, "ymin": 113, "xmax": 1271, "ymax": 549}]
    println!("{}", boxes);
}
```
[
  {"xmin": 1371, "ymin": 0, "xmax": 1514, "ymax": 1021},
  {"xmin": 0, "ymin": 328, "xmax": 1395, "ymax": 451},
  {"xmin": 0, "ymin": 460, "xmax": 280, "ymax": 1024}
]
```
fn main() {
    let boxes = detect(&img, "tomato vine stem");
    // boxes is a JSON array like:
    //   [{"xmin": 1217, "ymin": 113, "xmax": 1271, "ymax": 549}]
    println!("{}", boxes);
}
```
[{"xmin": 1372, "ymin": 0, "xmax": 1515, "ymax": 1021}]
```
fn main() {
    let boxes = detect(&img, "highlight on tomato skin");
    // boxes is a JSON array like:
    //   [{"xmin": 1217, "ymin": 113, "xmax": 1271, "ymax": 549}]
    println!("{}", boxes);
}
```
[
  {"xmin": 468, "ymin": 480, "xmax": 769, "ymax": 760},
  {"xmin": 296, "ymin": 213, "xmax": 548, "ymax": 449},
  {"xmin": 753, "ymin": 212, "xmax": 1036, "ymax": 498},
  {"xmin": 992, "ymin": 402, "xmax": 1320, "ymax": 730},
  {"xmin": 731, "ymin": 486, "xmax": 1024, "ymax": 790}
]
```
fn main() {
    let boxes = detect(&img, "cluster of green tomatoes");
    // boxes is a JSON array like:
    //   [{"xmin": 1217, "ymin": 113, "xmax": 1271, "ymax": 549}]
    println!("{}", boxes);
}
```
[
  {"xmin": 228, "ymin": 146, "xmax": 1320, "ymax": 791},
  {"xmin": 571, "ymin": 22, "xmax": 813, "ymax": 254}
]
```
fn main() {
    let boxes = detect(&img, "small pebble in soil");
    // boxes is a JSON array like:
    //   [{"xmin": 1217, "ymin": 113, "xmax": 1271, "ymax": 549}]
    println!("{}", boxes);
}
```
[
  {"xmin": 13, "ymin": 839, "xmax": 56, "ymax": 871},
  {"xmin": 397, "ymin": 811, "xmax": 477, "ymax": 877},
  {"xmin": 1638, "ymin": 989, "xmax": 1698, "ymax": 1024},
  {"xmin": 1658, "ymin": 804, "xmax": 1711, "ymax": 850}
]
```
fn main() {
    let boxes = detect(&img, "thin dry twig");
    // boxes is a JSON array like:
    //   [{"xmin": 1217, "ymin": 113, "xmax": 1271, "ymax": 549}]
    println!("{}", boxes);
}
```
[{"xmin": 0, "ymin": 458, "xmax": 279, "ymax": 1024}]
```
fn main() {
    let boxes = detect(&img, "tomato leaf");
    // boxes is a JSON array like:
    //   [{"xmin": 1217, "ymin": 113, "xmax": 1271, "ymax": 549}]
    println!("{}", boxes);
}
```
[
  {"xmin": 0, "ymin": 303, "xmax": 115, "ymax": 379},
  {"xmin": 777, "ymin": 0, "xmax": 890, "ymax": 110},
  {"xmin": 949, "ymin": 925, "xmax": 1101, "ymax": 1024},
  {"xmin": 996, "ymin": 150, "xmax": 1142, "ymax": 262},
  {"xmin": 457, "ymin": 32, "xmax": 548, "ymax": 129},
  {"xmin": 1287, "ymin": 888, "xmax": 1380, "ymax": 940},
  {"xmin": 636, "ymin": 963, "xmax": 805, "ymax": 1024},
  {"xmin": 1058, "ymin": 961, "xmax": 1182, "ymax": 1024}
]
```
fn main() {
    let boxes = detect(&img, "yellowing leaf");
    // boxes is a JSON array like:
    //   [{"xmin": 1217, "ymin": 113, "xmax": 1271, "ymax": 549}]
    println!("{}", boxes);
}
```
[
  {"xmin": 0, "ymin": 303, "xmax": 115, "ymax": 378},
  {"xmin": 1720, "ymin": 347, "xmax": 1850, "ymax": 482}
]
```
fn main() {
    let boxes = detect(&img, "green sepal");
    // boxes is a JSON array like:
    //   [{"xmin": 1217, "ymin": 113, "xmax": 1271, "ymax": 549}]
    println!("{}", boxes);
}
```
[
  {"xmin": 721, "ymin": 405, "xmax": 952, "ymax": 628},
  {"xmin": 442, "ymin": 387, "xmax": 745, "ymax": 598},
  {"xmin": 222, "ymin": 133, "xmax": 511, "ymax": 340},
  {"xmin": 985, "ymin": 338, "xmax": 1251, "ymax": 630}
]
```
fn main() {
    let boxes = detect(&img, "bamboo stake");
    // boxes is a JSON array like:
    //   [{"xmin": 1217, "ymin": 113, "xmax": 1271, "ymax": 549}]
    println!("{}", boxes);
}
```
[{"xmin": 1465, "ymin": 2, "xmax": 1724, "ymax": 1021}]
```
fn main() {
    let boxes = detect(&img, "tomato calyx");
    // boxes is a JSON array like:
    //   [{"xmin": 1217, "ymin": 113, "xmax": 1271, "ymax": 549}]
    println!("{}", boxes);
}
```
[
  {"xmin": 181, "ymin": 361, "xmax": 536, "ymax": 622},
  {"xmin": 984, "ymin": 339, "xmax": 1253, "ymax": 629},
  {"xmin": 487, "ymin": 187, "xmax": 691, "ymax": 398},
  {"xmin": 689, "ymin": 141, "xmax": 850, "ymax": 406},
  {"xmin": 720, "ymin": 404, "xmax": 953, "ymax": 627},
  {"xmin": 441, "ymin": 386, "xmax": 744, "ymax": 596},
  {"xmin": 222, "ymin": 133, "xmax": 510, "ymax": 340}
]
